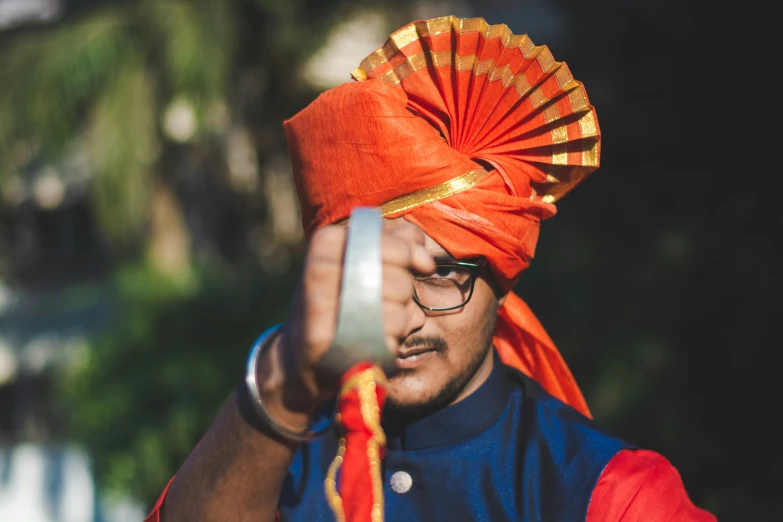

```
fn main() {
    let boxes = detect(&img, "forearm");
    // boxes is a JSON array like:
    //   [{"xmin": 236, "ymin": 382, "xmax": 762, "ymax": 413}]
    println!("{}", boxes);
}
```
[
  {"xmin": 160, "ymin": 336, "xmax": 313, "ymax": 522},
  {"xmin": 159, "ymin": 392, "xmax": 290, "ymax": 521}
]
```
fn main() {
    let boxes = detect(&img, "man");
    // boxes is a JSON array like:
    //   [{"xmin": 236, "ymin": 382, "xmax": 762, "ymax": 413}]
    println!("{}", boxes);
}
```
[{"xmin": 146, "ymin": 16, "xmax": 716, "ymax": 522}]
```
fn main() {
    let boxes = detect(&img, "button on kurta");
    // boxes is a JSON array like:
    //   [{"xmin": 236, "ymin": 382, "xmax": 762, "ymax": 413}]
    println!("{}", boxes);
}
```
[{"xmin": 390, "ymin": 471, "xmax": 413, "ymax": 493}]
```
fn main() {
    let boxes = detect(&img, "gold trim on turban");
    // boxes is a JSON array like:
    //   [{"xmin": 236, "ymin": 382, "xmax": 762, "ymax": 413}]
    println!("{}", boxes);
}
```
[{"xmin": 378, "ymin": 168, "xmax": 489, "ymax": 217}]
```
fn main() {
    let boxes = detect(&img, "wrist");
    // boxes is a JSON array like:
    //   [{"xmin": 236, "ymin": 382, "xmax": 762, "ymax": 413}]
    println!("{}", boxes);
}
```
[{"xmin": 254, "ymin": 329, "xmax": 320, "ymax": 432}]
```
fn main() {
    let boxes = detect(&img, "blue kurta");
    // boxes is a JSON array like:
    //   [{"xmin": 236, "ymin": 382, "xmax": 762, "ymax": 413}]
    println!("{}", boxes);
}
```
[{"xmin": 278, "ymin": 351, "xmax": 633, "ymax": 521}]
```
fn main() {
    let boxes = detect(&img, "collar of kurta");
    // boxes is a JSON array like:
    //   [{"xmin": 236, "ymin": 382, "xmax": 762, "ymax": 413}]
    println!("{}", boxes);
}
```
[{"xmin": 383, "ymin": 349, "xmax": 513, "ymax": 451}]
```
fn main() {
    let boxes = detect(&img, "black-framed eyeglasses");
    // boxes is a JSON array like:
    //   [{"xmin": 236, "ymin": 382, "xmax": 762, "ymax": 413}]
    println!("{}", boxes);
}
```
[{"xmin": 413, "ymin": 258, "xmax": 488, "ymax": 311}]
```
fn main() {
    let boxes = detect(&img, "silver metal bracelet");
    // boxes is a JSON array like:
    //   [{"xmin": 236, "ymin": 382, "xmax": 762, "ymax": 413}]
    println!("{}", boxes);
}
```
[{"xmin": 244, "ymin": 324, "xmax": 333, "ymax": 442}]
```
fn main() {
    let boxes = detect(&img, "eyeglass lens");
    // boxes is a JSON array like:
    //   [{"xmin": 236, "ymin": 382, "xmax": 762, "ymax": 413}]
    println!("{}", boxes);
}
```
[{"xmin": 414, "ymin": 265, "xmax": 474, "ymax": 310}]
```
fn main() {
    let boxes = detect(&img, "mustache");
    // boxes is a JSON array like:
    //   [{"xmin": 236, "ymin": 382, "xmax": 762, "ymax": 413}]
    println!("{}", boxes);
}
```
[{"xmin": 402, "ymin": 335, "xmax": 448, "ymax": 352}]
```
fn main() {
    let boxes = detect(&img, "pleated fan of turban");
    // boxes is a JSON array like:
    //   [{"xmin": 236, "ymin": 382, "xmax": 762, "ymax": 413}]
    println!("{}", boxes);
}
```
[{"xmin": 284, "ymin": 16, "xmax": 600, "ymax": 418}]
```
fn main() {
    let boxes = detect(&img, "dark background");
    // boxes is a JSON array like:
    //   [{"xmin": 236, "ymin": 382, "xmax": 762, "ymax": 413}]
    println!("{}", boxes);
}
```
[{"xmin": 0, "ymin": 0, "xmax": 777, "ymax": 520}]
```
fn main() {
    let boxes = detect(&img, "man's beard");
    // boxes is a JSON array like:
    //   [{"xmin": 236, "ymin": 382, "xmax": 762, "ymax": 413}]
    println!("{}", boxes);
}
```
[{"xmin": 384, "ymin": 310, "xmax": 498, "ymax": 420}]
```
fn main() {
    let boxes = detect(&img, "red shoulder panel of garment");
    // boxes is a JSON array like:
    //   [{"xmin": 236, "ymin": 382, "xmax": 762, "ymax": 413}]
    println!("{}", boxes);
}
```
[{"xmin": 587, "ymin": 449, "xmax": 716, "ymax": 522}]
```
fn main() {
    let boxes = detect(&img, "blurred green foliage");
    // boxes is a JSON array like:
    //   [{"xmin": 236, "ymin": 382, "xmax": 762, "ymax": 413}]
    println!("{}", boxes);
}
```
[
  {"xmin": 60, "ymin": 261, "xmax": 299, "ymax": 505},
  {"xmin": 0, "ymin": 0, "xmax": 399, "ymax": 253},
  {"xmin": 0, "ymin": 0, "xmax": 234, "ymax": 247}
]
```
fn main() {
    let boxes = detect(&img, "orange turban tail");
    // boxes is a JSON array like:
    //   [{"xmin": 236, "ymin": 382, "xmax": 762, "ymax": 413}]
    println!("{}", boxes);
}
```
[{"xmin": 284, "ymin": 16, "xmax": 599, "ymax": 418}]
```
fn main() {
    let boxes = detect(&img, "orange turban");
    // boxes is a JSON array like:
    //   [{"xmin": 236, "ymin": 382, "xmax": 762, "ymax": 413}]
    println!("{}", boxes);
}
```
[{"xmin": 284, "ymin": 16, "xmax": 600, "ymax": 417}]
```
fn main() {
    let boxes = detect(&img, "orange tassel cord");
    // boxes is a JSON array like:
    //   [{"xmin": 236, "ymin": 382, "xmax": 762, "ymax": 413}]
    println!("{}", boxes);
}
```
[{"xmin": 325, "ymin": 363, "xmax": 389, "ymax": 522}]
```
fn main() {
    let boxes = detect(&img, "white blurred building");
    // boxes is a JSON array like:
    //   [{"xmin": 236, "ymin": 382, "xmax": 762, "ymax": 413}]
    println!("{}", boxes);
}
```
[
  {"xmin": 0, "ymin": 444, "xmax": 95, "ymax": 521},
  {"xmin": 0, "ymin": 444, "xmax": 146, "ymax": 522},
  {"xmin": 0, "ymin": 0, "xmax": 61, "ymax": 30},
  {"xmin": 0, "ymin": 285, "xmax": 138, "ymax": 521}
]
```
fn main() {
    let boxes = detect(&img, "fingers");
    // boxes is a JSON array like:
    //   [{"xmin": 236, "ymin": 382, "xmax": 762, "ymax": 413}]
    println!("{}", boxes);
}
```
[
  {"xmin": 383, "ymin": 222, "xmax": 435, "ymax": 275},
  {"xmin": 409, "ymin": 242, "xmax": 436, "ymax": 275},
  {"xmin": 383, "ymin": 301, "xmax": 409, "ymax": 340},
  {"xmin": 309, "ymin": 221, "xmax": 434, "ymax": 275},
  {"xmin": 383, "ymin": 217, "xmax": 425, "ymax": 244},
  {"xmin": 385, "ymin": 219, "xmax": 435, "ymax": 272},
  {"xmin": 383, "ymin": 264, "xmax": 414, "ymax": 303},
  {"xmin": 284, "ymin": 220, "xmax": 429, "ymax": 405},
  {"xmin": 307, "ymin": 225, "xmax": 347, "ymax": 263}
]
